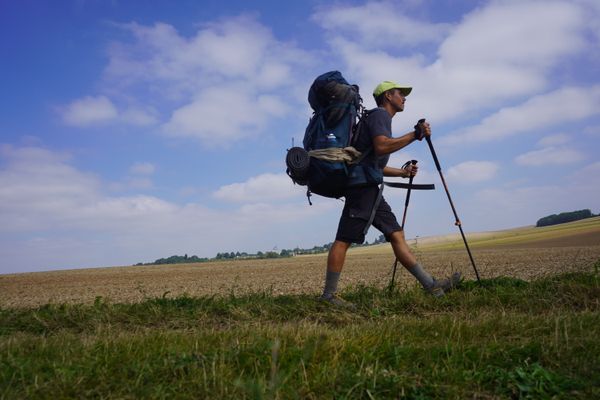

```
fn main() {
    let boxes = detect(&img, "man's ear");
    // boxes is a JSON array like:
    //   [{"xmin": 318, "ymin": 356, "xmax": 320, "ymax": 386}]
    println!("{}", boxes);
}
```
[{"xmin": 384, "ymin": 90, "xmax": 394, "ymax": 104}]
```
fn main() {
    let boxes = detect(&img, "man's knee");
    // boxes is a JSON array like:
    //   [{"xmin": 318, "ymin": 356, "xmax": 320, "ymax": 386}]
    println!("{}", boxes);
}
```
[
  {"xmin": 389, "ymin": 230, "xmax": 405, "ymax": 244},
  {"xmin": 331, "ymin": 240, "xmax": 352, "ymax": 253}
]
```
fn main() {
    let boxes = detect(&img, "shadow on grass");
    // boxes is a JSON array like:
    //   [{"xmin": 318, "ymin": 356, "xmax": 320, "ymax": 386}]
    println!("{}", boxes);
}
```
[{"xmin": 460, "ymin": 276, "xmax": 529, "ymax": 290}]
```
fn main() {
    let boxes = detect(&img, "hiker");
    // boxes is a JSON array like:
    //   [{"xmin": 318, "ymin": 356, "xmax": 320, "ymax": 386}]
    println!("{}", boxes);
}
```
[{"xmin": 320, "ymin": 81, "xmax": 461, "ymax": 307}]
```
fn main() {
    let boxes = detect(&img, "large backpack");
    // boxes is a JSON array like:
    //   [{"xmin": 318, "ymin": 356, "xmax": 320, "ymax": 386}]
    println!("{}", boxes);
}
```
[{"xmin": 286, "ymin": 71, "xmax": 365, "ymax": 202}]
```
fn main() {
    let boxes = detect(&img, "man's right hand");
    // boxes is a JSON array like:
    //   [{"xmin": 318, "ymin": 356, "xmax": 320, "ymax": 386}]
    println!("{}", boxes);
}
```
[{"xmin": 414, "ymin": 119, "xmax": 431, "ymax": 141}]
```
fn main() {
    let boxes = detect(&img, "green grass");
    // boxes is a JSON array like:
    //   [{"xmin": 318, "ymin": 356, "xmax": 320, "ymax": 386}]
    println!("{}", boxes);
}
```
[{"xmin": 1, "ymin": 264, "xmax": 600, "ymax": 399}]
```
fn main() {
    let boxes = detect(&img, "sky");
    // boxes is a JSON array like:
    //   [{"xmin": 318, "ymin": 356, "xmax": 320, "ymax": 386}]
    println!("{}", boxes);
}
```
[{"xmin": 1, "ymin": 0, "xmax": 599, "ymax": 274}]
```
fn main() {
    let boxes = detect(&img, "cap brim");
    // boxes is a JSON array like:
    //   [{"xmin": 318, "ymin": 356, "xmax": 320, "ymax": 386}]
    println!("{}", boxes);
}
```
[{"xmin": 398, "ymin": 87, "xmax": 412, "ymax": 96}]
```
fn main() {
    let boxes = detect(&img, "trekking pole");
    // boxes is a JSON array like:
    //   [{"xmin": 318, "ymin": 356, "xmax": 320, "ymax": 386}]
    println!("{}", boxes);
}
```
[
  {"xmin": 389, "ymin": 160, "xmax": 417, "ymax": 291},
  {"xmin": 400, "ymin": 160, "xmax": 417, "ymax": 229},
  {"xmin": 418, "ymin": 119, "xmax": 481, "ymax": 283}
]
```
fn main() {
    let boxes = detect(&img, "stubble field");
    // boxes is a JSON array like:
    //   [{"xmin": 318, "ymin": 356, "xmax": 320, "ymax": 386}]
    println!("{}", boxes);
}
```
[
  {"xmin": 1, "ymin": 218, "xmax": 600, "ymax": 399},
  {"xmin": 2, "ymin": 217, "xmax": 599, "ymax": 308}
]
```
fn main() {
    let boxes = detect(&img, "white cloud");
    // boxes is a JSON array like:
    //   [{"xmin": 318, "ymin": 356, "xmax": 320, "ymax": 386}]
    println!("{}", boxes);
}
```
[
  {"xmin": 61, "ymin": 96, "xmax": 158, "ymax": 128},
  {"xmin": 472, "ymin": 163, "xmax": 600, "ymax": 229},
  {"xmin": 129, "ymin": 162, "xmax": 155, "ymax": 175},
  {"xmin": 108, "ymin": 17, "xmax": 271, "ymax": 84},
  {"xmin": 537, "ymin": 133, "xmax": 570, "ymax": 147},
  {"xmin": 103, "ymin": 16, "xmax": 310, "ymax": 145},
  {"xmin": 62, "ymin": 96, "xmax": 118, "ymax": 126},
  {"xmin": 438, "ymin": 1, "xmax": 585, "ymax": 69},
  {"xmin": 442, "ymin": 86, "xmax": 600, "ymax": 145},
  {"xmin": 318, "ymin": 1, "xmax": 590, "ymax": 124},
  {"xmin": 515, "ymin": 146, "xmax": 585, "ymax": 166},
  {"xmin": 576, "ymin": 0, "xmax": 600, "ymax": 44},
  {"xmin": 121, "ymin": 106, "xmax": 159, "ymax": 126},
  {"xmin": 575, "ymin": 161, "xmax": 600, "ymax": 181},
  {"xmin": 0, "ymin": 145, "xmax": 101, "ymax": 231},
  {"xmin": 213, "ymin": 173, "xmax": 302, "ymax": 203},
  {"xmin": 108, "ymin": 163, "xmax": 156, "ymax": 192},
  {"xmin": 447, "ymin": 161, "xmax": 499, "ymax": 183},
  {"xmin": 162, "ymin": 87, "xmax": 289, "ymax": 144},
  {"xmin": 584, "ymin": 125, "xmax": 600, "ymax": 137},
  {"xmin": 313, "ymin": 2, "xmax": 450, "ymax": 48},
  {"xmin": 105, "ymin": 16, "xmax": 312, "ymax": 91},
  {"xmin": 0, "ymin": 146, "xmax": 335, "ymax": 273}
]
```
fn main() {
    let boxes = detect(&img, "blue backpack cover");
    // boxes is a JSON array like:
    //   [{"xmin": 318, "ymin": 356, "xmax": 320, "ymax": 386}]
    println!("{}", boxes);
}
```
[{"xmin": 302, "ymin": 71, "xmax": 362, "ymax": 199}]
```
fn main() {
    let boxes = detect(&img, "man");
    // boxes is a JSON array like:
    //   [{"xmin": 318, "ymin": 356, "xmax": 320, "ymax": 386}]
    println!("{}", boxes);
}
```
[{"xmin": 320, "ymin": 81, "xmax": 461, "ymax": 307}]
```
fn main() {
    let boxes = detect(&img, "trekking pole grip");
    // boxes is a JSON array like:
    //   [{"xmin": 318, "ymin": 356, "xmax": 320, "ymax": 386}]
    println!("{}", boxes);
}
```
[
  {"xmin": 403, "ymin": 160, "xmax": 417, "ymax": 206},
  {"xmin": 415, "ymin": 118, "xmax": 441, "ymax": 171}
]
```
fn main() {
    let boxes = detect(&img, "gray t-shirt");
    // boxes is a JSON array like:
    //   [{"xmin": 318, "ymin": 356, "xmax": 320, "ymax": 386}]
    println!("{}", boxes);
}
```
[{"xmin": 355, "ymin": 107, "xmax": 391, "ymax": 170}]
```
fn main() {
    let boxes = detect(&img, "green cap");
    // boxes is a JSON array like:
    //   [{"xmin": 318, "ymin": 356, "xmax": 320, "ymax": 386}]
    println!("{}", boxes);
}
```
[{"xmin": 373, "ymin": 81, "xmax": 412, "ymax": 98}]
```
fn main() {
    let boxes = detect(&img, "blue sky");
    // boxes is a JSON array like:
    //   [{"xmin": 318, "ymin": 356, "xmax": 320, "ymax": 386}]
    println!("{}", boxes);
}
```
[{"xmin": 1, "ymin": 0, "xmax": 599, "ymax": 274}]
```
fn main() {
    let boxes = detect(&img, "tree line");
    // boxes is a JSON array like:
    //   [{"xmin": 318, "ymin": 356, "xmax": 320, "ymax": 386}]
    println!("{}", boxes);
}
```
[
  {"xmin": 536, "ymin": 209, "xmax": 596, "ymax": 227},
  {"xmin": 136, "ymin": 235, "xmax": 389, "ymax": 266}
]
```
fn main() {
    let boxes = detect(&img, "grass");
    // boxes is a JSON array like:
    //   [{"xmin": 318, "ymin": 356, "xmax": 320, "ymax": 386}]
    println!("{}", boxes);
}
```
[{"xmin": 1, "ymin": 264, "xmax": 599, "ymax": 399}]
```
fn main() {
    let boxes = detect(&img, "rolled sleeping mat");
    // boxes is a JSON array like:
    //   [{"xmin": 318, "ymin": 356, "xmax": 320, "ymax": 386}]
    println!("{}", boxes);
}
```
[{"xmin": 286, "ymin": 147, "xmax": 310, "ymax": 185}]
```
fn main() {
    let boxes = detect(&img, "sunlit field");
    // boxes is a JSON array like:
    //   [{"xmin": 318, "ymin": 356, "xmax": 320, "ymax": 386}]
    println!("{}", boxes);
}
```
[
  {"xmin": 2, "ymin": 217, "xmax": 599, "ymax": 308},
  {"xmin": 1, "ymin": 218, "xmax": 599, "ymax": 398}
]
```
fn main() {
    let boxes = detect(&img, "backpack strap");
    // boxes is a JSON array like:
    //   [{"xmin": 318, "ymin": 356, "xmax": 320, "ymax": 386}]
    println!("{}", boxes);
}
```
[
  {"xmin": 349, "ymin": 107, "xmax": 369, "ymax": 147},
  {"xmin": 362, "ymin": 183, "xmax": 384, "ymax": 236}
]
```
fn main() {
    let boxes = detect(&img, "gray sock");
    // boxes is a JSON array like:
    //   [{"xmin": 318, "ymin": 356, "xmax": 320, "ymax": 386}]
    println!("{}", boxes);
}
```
[
  {"xmin": 322, "ymin": 270, "xmax": 340, "ymax": 298},
  {"xmin": 407, "ymin": 263, "xmax": 435, "ymax": 289}
]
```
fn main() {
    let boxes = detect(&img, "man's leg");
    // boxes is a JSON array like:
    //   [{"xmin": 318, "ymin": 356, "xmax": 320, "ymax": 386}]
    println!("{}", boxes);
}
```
[
  {"xmin": 388, "ymin": 230, "xmax": 461, "ymax": 295},
  {"xmin": 327, "ymin": 240, "xmax": 352, "ymax": 273},
  {"xmin": 321, "ymin": 186, "xmax": 376, "ymax": 307},
  {"xmin": 322, "ymin": 240, "xmax": 351, "ymax": 298},
  {"xmin": 389, "ymin": 230, "xmax": 434, "ymax": 289}
]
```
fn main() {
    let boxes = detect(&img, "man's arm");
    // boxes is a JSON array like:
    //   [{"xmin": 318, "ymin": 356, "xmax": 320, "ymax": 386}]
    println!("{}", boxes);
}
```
[
  {"xmin": 383, "ymin": 163, "xmax": 418, "ymax": 178},
  {"xmin": 373, "ymin": 131, "xmax": 417, "ymax": 156},
  {"xmin": 372, "ymin": 121, "xmax": 431, "ymax": 156}
]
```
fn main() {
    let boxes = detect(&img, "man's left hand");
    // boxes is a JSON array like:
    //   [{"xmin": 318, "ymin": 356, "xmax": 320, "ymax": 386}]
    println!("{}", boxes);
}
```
[{"xmin": 404, "ymin": 163, "xmax": 418, "ymax": 178}]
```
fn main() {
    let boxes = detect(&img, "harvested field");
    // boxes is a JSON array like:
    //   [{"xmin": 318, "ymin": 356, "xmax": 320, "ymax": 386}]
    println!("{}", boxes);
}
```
[
  {"xmin": 1, "ymin": 243, "xmax": 599, "ymax": 309},
  {"xmin": 407, "ymin": 216, "xmax": 600, "ymax": 251},
  {"xmin": 2, "ymin": 218, "xmax": 599, "ymax": 308}
]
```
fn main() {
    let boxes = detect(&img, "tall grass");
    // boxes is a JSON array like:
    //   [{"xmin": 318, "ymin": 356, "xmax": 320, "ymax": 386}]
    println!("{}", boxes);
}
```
[{"xmin": 1, "ymin": 267, "xmax": 599, "ymax": 399}]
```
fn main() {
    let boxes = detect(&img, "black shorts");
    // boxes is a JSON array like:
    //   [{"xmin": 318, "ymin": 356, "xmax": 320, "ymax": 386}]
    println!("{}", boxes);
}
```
[{"xmin": 335, "ymin": 185, "xmax": 402, "ymax": 244}]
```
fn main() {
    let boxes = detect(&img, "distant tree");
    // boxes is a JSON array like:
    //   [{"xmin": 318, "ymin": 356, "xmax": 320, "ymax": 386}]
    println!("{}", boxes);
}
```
[
  {"xmin": 373, "ymin": 234, "xmax": 386, "ymax": 244},
  {"xmin": 280, "ymin": 249, "xmax": 293, "ymax": 257},
  {"xmin": 536, "ymin": 209, "xmax": 594, "ymax": 227}
]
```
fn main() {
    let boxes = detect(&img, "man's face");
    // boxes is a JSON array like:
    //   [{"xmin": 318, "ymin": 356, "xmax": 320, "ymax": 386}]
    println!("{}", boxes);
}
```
[{"xmin": 387, "ymin": 89, "xmax": 406, "ymax": 112}]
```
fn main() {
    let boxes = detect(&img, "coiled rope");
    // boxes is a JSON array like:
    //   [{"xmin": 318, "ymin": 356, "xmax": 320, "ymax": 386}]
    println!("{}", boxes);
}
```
[{"xmin": 308, "ymin": 146, "xmax": 362, "ymax": 164}]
